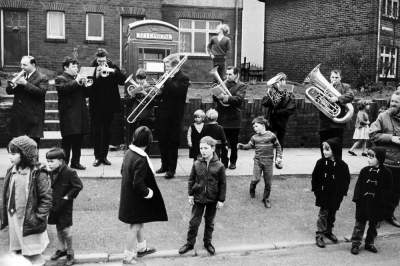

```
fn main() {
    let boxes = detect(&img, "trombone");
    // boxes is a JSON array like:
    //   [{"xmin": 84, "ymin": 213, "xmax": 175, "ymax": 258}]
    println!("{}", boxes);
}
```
[{"xmin": 126, "ymin": 54, "xmax": 188, "ymax": 124}]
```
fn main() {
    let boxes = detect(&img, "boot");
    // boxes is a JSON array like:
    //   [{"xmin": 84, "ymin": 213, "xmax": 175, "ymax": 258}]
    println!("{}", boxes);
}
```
[
  {"xmin": 351, "ymin": 244, "xmax": 359, "ymax": 255},
  {"xmin": 249, "ymin": 182, "xmax": 257, "ymax": 198},
  {"xmin": 315, "ymin": 235, "xmax": 325, "ymax": 248}
]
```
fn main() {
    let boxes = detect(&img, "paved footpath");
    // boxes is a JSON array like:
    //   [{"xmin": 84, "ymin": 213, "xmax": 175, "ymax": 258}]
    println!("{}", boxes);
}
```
[{"xmin": 0, "ymin": 147, "xmax": 366, "ymax": 178}]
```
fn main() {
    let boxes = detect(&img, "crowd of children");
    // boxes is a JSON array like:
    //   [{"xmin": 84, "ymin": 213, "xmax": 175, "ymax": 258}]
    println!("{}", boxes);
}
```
[{"xmin": 0, "ymin": 100, "xmax": 396, "ymax": 264}]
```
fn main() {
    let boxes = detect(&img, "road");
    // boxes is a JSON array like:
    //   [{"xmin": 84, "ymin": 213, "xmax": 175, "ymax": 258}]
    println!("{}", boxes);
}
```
[{"xmin": 79, "ymin": 235, "xmax": 400, "ymax": 266}]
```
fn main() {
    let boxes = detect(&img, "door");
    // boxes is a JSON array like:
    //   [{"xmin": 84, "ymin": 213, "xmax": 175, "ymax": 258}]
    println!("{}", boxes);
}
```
[
  {"xmin": 121, "ymin": 16, "xmax": 142, "ymax": 69},
  {"xmin": 3, "ymin": 10, "xmax": 28, "ymax": 66}
]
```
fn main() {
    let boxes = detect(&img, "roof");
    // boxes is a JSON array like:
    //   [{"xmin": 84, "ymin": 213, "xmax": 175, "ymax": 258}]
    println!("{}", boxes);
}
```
[{"xmin": 128, "ymin": 20, "xmax": 178, "ymax": 31}]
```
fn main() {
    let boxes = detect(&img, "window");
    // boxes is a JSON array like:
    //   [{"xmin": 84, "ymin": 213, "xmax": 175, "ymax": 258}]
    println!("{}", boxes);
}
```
[
  {"xmin": 86, "ymin": 13, "xmax": 104, "ymax": 41},
  {"xmin": 179, "ymin": 19, "xmax": 221, "ymax": 55},
  {"xmin": 46, "ymin": 11, "xmax": 65, "ymax": 39},
  {"xmin": 383, "ymin": 0, "xmax": 399, "ymax": 18},
  {"xmin": 380, "ymin": 45, "xmax": 398, "ymax": 78}
]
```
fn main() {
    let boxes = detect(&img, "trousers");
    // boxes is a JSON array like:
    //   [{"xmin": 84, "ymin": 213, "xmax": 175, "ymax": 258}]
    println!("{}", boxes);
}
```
[
  {"xmin": 316, "ymin": 208, "xmax": 337, "ymax": 236},
  {"xmin": 221, "ymin": 128, "xmax": 240, "ymax": 167},
  {"xmin": 61, "ymin": 134, "xmax": 83, "ymax": 165},
  {"xmin": 186, "ymin": 202, "xmax": 217, "ymax": 246},
  {"xmin": 351, "ymin": 219, "xmax": 377, "ymax": 246}
]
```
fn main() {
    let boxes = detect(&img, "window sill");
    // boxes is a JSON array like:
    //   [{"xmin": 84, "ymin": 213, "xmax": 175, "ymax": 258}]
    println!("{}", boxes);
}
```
[
  {"xmin": 45, "ymin": 38, "xmax": 67, "ymax": 43},
  {"xmin": 85, "ymin": 39, "xmax": 105, "ymax": 44},
  {"xmin": 179, "ymin": 53, "xmax": 212, "ymax": 59}
]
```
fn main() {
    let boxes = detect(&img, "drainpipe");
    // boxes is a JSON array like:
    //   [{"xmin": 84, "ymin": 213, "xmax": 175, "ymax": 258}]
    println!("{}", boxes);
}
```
[
  {"xmin": 376, "ymin": 0, "xmax": 382, "ymax": 83},
  {"xmin": 234, "ymin": 0, "xmax": 239, "ymax": 66}
]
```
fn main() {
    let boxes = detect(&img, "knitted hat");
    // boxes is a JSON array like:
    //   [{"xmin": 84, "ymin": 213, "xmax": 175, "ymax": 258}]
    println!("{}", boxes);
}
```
[
  {"xmin": 370, "ymin": 146, "xmax": 386, "ymax": 165},
  {"xmin": 10, "ymin": 136, "xmax": 38, "ymax": 163}
]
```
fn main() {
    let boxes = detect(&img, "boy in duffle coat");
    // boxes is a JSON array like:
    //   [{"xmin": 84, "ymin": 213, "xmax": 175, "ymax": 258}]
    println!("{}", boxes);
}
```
[
  {"xmin": 46, "ymin": 148, "xmax": 83, "ymax": 266},
  {"xmin": 179, "ymin": 136, "xmax": 226, "ymax": 256}
]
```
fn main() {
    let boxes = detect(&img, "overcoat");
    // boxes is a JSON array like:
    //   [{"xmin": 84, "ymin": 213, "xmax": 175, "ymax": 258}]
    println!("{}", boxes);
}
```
[
  {"xmin": 55, "ymin": 72, "xmax": 90, "ymax": 136},
  {"xmin": 1, "ymin": 166, "xmax": 52, "ymax": 237},
  {"xmin": 119, "ymin": 149, "xmax": 168, "ymax": 224},
  {"xmin": 48, "ymin": 165, "xmax": 83, "ymax": 229},
  {"xmin": 262, "ymin": 91, "xmax": 296, "ymax": 131},
  {"xmin": 6, "ymin": 70, "xmax": 47, "ymax": 138}
]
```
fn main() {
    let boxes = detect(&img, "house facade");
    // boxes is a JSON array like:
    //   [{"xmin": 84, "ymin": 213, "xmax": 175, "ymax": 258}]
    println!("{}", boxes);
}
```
[
  {"xmin": 0, "ymin": 0, "xmax": 243, "ymax": 82},
  {"xmin": 258, "ymin": 0, "xmax": 400, "ymax": 87}
]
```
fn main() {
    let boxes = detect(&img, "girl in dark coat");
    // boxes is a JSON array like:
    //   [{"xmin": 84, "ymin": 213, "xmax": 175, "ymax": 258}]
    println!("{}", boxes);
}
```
[
  {"xmin": 1, "ymin": 136, "xmax": 52, "ymax": 266},
  {"xmin": 350, "ymin": 147, "xmax": 393, "ymax": 255},
  {"xmin": 311, "ymin": 137, "xmax": 351, "ymax": 248},
  {"xmin": 187, "ymin": 109, "xmax": 205, "ymax": 159},
  {"xmin": 119, "ymin": 126, "xmax": 168, "ymax": 264},
  {"xmin": 46, "ymin": 148, "xmax": 83, "ymax": 265}
]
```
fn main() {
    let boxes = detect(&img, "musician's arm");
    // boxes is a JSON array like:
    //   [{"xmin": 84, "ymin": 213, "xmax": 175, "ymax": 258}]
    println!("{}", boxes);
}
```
[
  {"xmin": 6, "ymin": 83, "xmax": 16, "ymax": 94},
  {"xmin": 338, "ymin": 84, "xmax": 354, "ymax": 104},
  {"xmin": 23, "ymin": 77, "xmax": 47, "ymax": 97},
  {"xmin": 274, "ymin": 95, "xmax": 296, "ymax": 116},
  {"xmin": 227, "ymin": 83, "xmax": 246, "ymax": 107},
  {"xmin": 55, "ymin": 76, "xmax": 82, "ymax": 96},
  {"xmin": 207, "ymin": 38, "xmax": 214, "ymax": 56},
  {"xmin": 112, "ymin": 65, "xmax": 126, "ymax": 85}
]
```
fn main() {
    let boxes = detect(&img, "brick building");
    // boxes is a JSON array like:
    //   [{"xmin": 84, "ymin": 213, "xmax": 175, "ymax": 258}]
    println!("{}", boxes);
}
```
[
  {"xmin": 0, "ymin": 0, "xmax": 243, "ymax": 82},
  {"xmin": 258, "ymin": 0, "xmax": 400, "ymax": 87}
]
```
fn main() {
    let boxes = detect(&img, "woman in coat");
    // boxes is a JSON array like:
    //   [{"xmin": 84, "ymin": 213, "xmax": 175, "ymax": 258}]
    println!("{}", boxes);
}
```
[{"xmin": 119, "ymin": 126, "xmax": 168, "ymax": 264}]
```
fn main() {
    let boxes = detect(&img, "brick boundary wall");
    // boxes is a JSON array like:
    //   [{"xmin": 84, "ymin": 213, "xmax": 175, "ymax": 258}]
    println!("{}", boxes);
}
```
[{"xmin": 0, "ymin": 96, "xmax": 389, "ymax": 148}]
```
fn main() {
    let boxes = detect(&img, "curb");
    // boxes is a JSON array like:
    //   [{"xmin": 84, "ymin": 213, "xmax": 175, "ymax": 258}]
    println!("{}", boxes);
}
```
[{"xmin": 45, "ymin": 231, "xmax": 400, "ymax": 264}]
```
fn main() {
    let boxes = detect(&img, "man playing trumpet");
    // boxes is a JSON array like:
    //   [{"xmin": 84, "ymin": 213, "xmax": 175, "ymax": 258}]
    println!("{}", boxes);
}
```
[
  {"xmin": 54, "ymin": 57, "xmax": 90, "ymax": 170},
  {"xmin": 6, "ymin": 55, "xmax": 47, "ymax": 146},
  {"xmin": 89, "ymin": 48, "xmax": 126, "ymax": 167}
]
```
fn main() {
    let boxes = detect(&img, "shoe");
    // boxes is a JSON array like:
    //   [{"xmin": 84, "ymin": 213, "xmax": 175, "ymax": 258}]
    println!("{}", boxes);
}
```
[
  {"xmin": 315, "ymin": 236, "xmax": 326, "ymax": 248},
  {"xmin": 365, "ymin": 244, "xmax": 378, "ymax": 253},
  {"xmin": 122, "ymin": 257, "xmax": 138, "ymax": 265},
  {"xmin": 204, "ymin": 243, "xmax": 215, "ymax": 255},
  {"xmin": 70, "ymin": 163, "xmax": 86, "ymax": 170},
  {"xmin": 65, "ymin": 253, "xmax": 75, "ymax": 266},
  {"xmin": 137, "ymin": 247, "xmax": 156, "ymax": 257},
  {"xmin": 348, "ymin": 150, "xmax": 357, "ymax": 156},
  {"xmin": 324, "ymin": 232, "xmax": 338, "ymax": 243},
  {"xmin": 102, "ymin": 158, "xmax": 111, "ymax": 165},
  {"xmin": 386, "ymin": 216, "xmax": 400, "ymax": 227},
  {"xmin": 50, "ymin": 250, "xmax": 67, "ymax": 260},
  {"xmin": 93, "ymin": 159, "xmax": 101, "ymax": 167},
  {"xmin": 178, "ymin": 244, "xmax": 194, "ymax": 255},
  {"xmin": 262, "ymin": 199, "xmax": 271, "ymax": 208},
  {"xmin": 156, "ymin": 168, "xmax": 167, "ymax": 174},
  {"xmin": 164, "ymin": 171, "xmax": 175, "ymax": 179},
  {"xmin": 228, "ymin": 163, "xmax": 236, "ymax": 170},
  {"xmin": 351, "ymin": 245, "xmax": 359, "ymax": 255},
  {"xmin": 361, "ymin": 152, "xmax": 368, "ymax": 157}
]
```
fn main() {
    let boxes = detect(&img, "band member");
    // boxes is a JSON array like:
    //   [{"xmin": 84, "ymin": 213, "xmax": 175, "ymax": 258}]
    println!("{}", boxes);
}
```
[
  {"xmin": 213, "ymin": 66, "xmax": 247, "ymax": 169},
  {"xmin": 6, "ymin": 55, "xmax": 47, "ymax": 146},
  {"xmin": 55, "ymin": 57, "xmax": 90, "ymax": 170},
  {"xmin": 89, "ymin": 48, "xmax": 126, "ymax": 167},
  {"xmin": 369, "ymin": 90, "xmax": 400, "ymax": 227},
  {"xmin": 125, "ymin": 68, "xmax": 153, "ymax": 147},
  {"xmin": 156, "ymin": 54, "xmax": 190, "ymax": 179},
  {"xmin": 207, "ymin": 24, "xmax": 231, "ymax": 80},
  {"xmin": 261, "ymin": 73, "xmax": 296, "ymax": 148},
  {"xmin": 318, "ymin": 69, "xmax": 354, "ymax": 160}
]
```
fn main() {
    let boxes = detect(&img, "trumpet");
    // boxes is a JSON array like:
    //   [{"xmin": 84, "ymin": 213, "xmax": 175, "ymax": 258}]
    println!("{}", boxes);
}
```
[
  {"xmin": 98, "ymin": 62, "xmax": 114, "ymax": 77},
  {"xmin": 209, "ymin": 66, "xmax": 232, "ymax": 107},
  {"xmin": 8, "ymin": 70, "xmax": 26, "ymax": 87},
  {"xmin": 76, "ymin": 75, "xmax": 93, "ymax": 87},
  {"xmin": 126, "ymin": 54, "xmax": 188, "ymax": 123}
]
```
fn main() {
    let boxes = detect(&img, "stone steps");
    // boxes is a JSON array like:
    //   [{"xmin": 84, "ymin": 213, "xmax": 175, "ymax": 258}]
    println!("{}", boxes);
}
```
[{"xmin": 43, "ymin": 88, "xmax": 61, "ymax": 147}]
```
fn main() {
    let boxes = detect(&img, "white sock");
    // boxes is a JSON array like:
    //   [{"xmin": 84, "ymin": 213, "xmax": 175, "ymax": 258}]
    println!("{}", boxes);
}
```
[
  {"xmin": 137, "ymin": 240, "xmax": 147, "ymax": 252},
  {"xmin": 124, "ymin": 249, "xmax": 136, "ymax": 259}
]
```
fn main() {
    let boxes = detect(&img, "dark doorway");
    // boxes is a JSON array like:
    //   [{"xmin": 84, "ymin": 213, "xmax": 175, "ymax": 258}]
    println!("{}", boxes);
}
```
[{"xmin": 3, "ymin": 10, "xmax": 28, "ymax": 67}]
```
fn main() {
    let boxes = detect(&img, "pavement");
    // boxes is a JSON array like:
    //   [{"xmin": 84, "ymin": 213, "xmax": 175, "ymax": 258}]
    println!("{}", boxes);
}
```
[{"xmin": 1, "ymin": 147, "xmax": 399, "ymax": 266}]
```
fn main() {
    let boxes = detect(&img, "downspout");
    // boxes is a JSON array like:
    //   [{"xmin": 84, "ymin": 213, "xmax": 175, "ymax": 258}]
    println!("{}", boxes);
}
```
[
  {"xmin": 376, "ymin": 0, "xmax": 382, "ymax": 82},
  {"xmin": 234, "ymin": 0, "xmax": 239, "ymax": 66}
]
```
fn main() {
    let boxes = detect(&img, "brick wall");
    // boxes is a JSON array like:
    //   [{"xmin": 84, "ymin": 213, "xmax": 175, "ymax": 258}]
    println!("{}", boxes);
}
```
[{"xmin": 262, "ymin": 0, "xmax": 379, "ymax": 85}]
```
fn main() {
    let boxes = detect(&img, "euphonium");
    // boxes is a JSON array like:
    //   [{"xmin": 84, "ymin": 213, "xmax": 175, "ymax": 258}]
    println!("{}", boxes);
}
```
[
  {"xmin": 304, "ymin": 64, "xmax": 354, "ymax": 123},
  {"xmin": 8, "ymin": 70, "xmax": 26, "ymax": 87},
  {"xmin": 209, "ymin": 66, "xmax": 232, "ymax": 107},
  {"xmin": 265, "ymin": 72, "xmax": 288, "ymax": 106},
  {"xmin": 126, "ymin": 54, "xmax": 188, "ymax": 124}
]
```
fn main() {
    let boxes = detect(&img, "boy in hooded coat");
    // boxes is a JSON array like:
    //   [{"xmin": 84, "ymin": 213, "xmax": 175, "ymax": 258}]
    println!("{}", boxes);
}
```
[
  {"xmin": 311, "ymin": 137, "xmax": 351, "ymax": 248},
  {"xmin": 350, "ymin": 147, "xmax": 393, "ymax": 255}
]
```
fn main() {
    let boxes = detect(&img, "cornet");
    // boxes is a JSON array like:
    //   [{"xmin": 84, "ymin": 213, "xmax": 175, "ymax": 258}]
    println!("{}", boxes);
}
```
[
  {"xmin": 76, "ymin": 75, "xmax": 93, "ymax": 87},
  {"xmin": 8, "ymin": 70, "xmax": 26, "ymax": 87},
  {"xmin": 98, "ymin": 62, "xmax": 114, "ymax": 77}
]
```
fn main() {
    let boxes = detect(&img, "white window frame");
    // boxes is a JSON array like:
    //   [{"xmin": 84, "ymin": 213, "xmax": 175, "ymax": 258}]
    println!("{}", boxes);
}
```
[
  {"xmin": 383, "ymin": 0, "xmax": 400, "ymax": 19},
  {"xmin": 178, "ymin": 19, "xmax": 221, "ymax": 56},
  {"xmin": 46, "ymin": 11, "xmax": 65, "ymax": 39},
  {"xmin": 86, "ymin": 13, "xmax": 104, "ymax": 41},
  {"xmin": 380, "ymin": 45, "xmax": 398, "ymax": 78}
]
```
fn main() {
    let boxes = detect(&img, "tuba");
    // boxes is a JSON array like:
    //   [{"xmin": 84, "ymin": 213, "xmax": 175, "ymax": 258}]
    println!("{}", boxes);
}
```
[
  {"xmin": 209, "ymin": 66, "xmax": 232, "ymax": 107},
  {"xmin": 126, "ymin": 54, "xmax": 188, "ymax": 123},
  {"xmin": 304, "ymin": 64, "xmax": 354, "ymax": 123}
]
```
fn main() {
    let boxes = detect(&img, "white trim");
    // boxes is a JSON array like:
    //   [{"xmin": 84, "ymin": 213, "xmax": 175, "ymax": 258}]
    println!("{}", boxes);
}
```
[
  {"xmin": 129, "ymin": 19, "xmax": 178, "ymax": 31},
  {"xmin": 163, "ymin": 0, "xmax": 243, "ymax": 8},
  {"xmin": 120, "ymin": 16, "xmax": 122, "ymax": 68},
  {"xmin": 379, "ymin": 45, "xmax": 398, "ymax": 78},
  {"xmin": 382, "ymin": 26, "xmax": 393, "ymax": 32},
  {"xmin": 46, "ymin": 11, "xmax": 65, "ymax": 39},
  {"xmin": 86, "ymin": 13, "xmax": 104, "ymax": 41},
  {"xmin": 1, "ymin": 10, "xmax": 3, "ymax": 67},
  {"xmin": 27, "ymin": 11, "xmax": 30, "ymax": 55},
  {"xmin": 382, "ymin": 0, "xmax": 400, "ymax": 18}
]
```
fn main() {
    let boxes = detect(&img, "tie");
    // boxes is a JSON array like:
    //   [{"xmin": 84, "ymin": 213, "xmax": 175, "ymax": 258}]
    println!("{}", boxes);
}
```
[{"xmin": 8, "ymin": 181, "xmax": 16, "ymax": 215}]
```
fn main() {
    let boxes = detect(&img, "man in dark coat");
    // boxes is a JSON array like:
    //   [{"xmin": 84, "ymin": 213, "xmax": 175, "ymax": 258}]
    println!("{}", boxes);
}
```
[
  {"xmin": 311, "ymin": 137, "xmax": 351, "ymax": 248},
  {"xmin": 155, "ymin": 54, "xmax": 190, "ymax": 179},
  {"xmin": 318, "ymin": 69, "xmax": 354, "ymax": 160},
  {"xmin": 213, "ymin": 66, "xmax": 246, "ymax": 169},
  {"xmin": 6, "ymin": 55, "xmax": 47, "ymax": 146},
  {"xmin": 55, "ymin": 57, "xmax": 90, "ymax": 170},
  {"xmin": 89, "ymin": 48, "xmax": 126, "ymax": 167}
]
